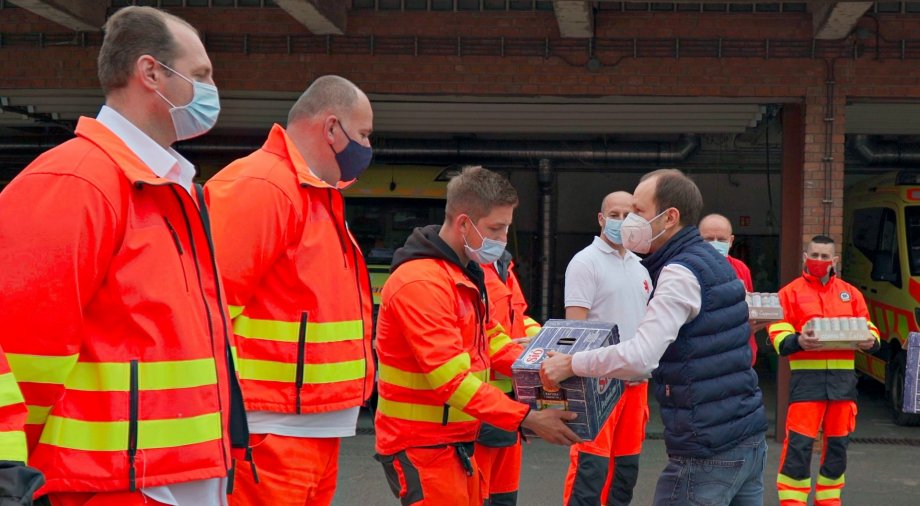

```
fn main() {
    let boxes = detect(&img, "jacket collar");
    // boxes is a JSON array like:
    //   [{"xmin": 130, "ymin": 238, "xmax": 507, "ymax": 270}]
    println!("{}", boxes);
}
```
[
  {"xmin": 261, "ymin": 123, "xmax": 350, "ymax": 190},
  {"xmin": 75, "ymin": 116, "xmax": 178, "ymax": 186}
]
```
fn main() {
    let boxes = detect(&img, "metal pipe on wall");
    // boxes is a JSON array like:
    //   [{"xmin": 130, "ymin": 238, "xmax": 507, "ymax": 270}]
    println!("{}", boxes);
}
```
[
  {"xmin": 537, "ymin": 158, "xmax": 555, "ymax": 323},
  {"xmin": 850, "ymin": 134, "xmax": 920, "ymax": 165}
]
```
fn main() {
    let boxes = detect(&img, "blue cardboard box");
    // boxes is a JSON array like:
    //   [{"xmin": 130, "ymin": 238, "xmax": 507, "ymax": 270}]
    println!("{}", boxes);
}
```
[{"xmin": 511, "ymin": 319, "xmax": 623, "ymax": 441}]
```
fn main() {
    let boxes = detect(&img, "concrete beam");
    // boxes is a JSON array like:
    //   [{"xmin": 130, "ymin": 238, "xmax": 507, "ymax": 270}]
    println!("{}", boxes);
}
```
[
  {"xmin": 553, "ymin": 1, "xmax": 594, "ymax": 39},
  {"xmin": 8, "ymin": 0, "xmax": 106, "ymax": 32},
  {"xmin": 274, "ymin": 0, "xmax": 346, "ymax": 36},
  {"xmin": 812, "ymin": 1, "xmax": 873, "ymax": 40}
]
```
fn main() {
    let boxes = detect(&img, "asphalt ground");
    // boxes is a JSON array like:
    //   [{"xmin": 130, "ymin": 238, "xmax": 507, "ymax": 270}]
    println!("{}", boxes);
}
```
[{"xmin": 332, "ymin": 362, "xmax": 920, "ymax": 505}]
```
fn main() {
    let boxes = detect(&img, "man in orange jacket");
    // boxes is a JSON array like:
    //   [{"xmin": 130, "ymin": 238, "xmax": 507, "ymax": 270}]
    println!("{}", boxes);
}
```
[
  {"xmin": 769, "ymin": 235, "xmax": 880, "ymax": 506},
  {"xmin": 0, "ymin": 6, "xmax": 248, "ymax": 506},
  {"xmin": 205, "ymin": 75, "xmax": 375, "ymax": 506},
  {"xmin": 374, "ymin": 166, "xmax": 581, "ymax": 505},
  {"xmin": 476, "ymin": 251, "xmax": 542, "ymax": 506}
]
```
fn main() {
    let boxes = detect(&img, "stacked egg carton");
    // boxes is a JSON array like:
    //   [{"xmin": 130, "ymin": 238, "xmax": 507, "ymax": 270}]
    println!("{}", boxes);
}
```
[
  {"xmin": 803, "ymin": 317, "xmax": 870, "ymax": 349},
  {"xmin": 746, "ymin": 292, "xmax": 784, "ymax": 321}
]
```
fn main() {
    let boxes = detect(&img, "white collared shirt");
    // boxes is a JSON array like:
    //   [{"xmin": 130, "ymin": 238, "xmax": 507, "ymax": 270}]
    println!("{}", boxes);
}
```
[
  {"xmin": 96, "ymin": 106, "xmax": 196, "ymax": 194},
  {"xmin": 96, "ymin": 106, "xmax": 225, "ymax": 506},
  {"xmin": 572, "ymin": 263, "xmax": 702, "ymax": 380},
  {"xmin": 564, "ymin": 236, "xmax": 653, "ymax": 342}
]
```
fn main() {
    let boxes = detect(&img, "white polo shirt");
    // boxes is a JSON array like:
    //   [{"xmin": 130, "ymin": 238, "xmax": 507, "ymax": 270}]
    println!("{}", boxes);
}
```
[{"xmin": 564, "ymin": 236, "xmax": 652, "ymax": 343}]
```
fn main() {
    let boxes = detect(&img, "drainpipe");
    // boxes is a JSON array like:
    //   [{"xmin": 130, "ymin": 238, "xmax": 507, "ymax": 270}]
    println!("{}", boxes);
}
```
[{"xmin": 537, "ymin": 158, "xmax": 555, "ymax": 323}]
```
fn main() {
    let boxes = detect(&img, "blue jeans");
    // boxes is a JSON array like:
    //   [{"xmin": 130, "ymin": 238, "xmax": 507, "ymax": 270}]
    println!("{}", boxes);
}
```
[{"xmin": 653, "ymin": 432, "xmax": 767, "ymax": 506}]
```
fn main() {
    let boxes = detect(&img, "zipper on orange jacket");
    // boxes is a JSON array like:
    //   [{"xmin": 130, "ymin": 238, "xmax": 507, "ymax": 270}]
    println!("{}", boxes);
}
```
[
  {"xmin": 295, "ymin": 311, "xmax": 308, "ymax": 414},
  {"xmin": 163, "ymin": 216, "xmax": 190, "ymax": 292},
  {"xmin": 166, "ymin": 185, "xmax": 229, "ymax": 470},
  {"xmin": 128, "ymin": 359, "xmax": 139, "ymax": 491}
]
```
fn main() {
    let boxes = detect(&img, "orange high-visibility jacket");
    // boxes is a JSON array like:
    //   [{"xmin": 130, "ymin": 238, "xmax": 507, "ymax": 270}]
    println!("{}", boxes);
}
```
[
  {"xmin": 205, "ymin": 124, "xmax": 374, "ymax": 414},
  {"xmin": 0, "ymin": 346, "xmax": 28, "ymax": 464},
  {"xmin": 768, "ymin": 272, "xmax": 880, "ymax": 401},
  {"xmin": 374, "ymin": 226, "xmax": 530, "ymax": 455},
  {"xmin": 0, "ymin": 118, "xmax": 239, "ymax": 493},
  {"xmin": 484, "ymin": 255, "xmax": 540, "ymax": 394}
]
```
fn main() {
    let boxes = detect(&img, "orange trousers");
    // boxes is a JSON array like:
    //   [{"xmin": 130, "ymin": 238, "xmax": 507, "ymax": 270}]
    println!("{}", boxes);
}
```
[
  {"xmin": 377, "ymin": 445, "xmax": 485, "ymax": 505},
  {"xmin": 475, "ymin": 436, "xmax": 521, "ymax": 506},
  {"xmin": 229, "ymin": 433, "xmax": 340, "ymax": 506},
  {"xmin": 777, "ymin": 400, "xmax": 857, "ymax": 506},
  {"xmin": 45, "ymin": 492, "xmax": 168, "ymax": 506},
  {"xmin": 563, "ymin": 382, "xmax": 649, "ymax": 506}
]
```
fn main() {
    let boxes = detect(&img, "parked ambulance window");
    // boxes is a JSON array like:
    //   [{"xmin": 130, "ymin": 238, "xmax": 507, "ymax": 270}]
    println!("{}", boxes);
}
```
[
  {"xmin": 346, "ymin": 198, "xmax": 446, "ymax": 267},
  {"xmin": 852, "ymin": 207, "xmax": 883, "ymax": 259},
  {"xmin": 905, "ymin": 206, "xmax": 920, "ymax": 277},
  {"xmin": 873, "ymin": 208, "xmax": 901, "ymax": 287}
]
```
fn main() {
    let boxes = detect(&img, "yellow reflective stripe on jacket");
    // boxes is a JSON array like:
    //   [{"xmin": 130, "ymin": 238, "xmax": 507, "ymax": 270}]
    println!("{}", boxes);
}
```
[
  {"xmin": 488, "ymin": 333, "xmax": 513, "ymax": 357},
  {"xmin": 446, "ymin": 373, "xmax": 484, "ymax": 410},
  {"xmin": 769, "ymin": 322, "xmax": 796, "ymax": 354},
  {"xmin": 426, "ymin": 353, "xmax": 471, "ymax": 389},
  {"xmin": 789, "ymin": 359, "xmax": 855, "ymax": 370},
  {"xmin": 237, "ymin": 357, "xmax": 366, "ymax": 384},
  {"xmin": 0, "ymin": 372, "xmax": 23, "ymax": 408},
  {"xmin": 6, "ymin": 353, "xmax": 78, "ymax": 385},
  {"xmin": 485, "ymin": 323, "xmax": 505, "ymax": 340},
  {"xmin": 26, "ymin": 405, "xmax": 50, "ymax": 425},
  {"xmin": 228, "ymin": 305, "xmax": 245, "ymax": 319},
  {"xmin": 868, "ymin": 321, "xmax": 880, "ymax": 339},
  {"xmin": 233, "ymin": 315, "xmax": 363, "ymax": 344},
  {"xmin": 376, "ymin": 397, "xmax": 475, "ymax": 424},
  {"xmin": 39, "ymin": 412, "xmax": 222, "ymax": 451},
  {"xmin": 489, "ymin": 378, "xmax": 513, "ymax": 393},
  {"xmin": 65, "ymin": 359, "xmax": 218, "ymax": 392},
  {"xmin": 379, "ymin": 363, "xmax": 487, "ymax": 390},
  {"xmin": 0, "ymin": 431, "xmax": 27, "ymax": 463},
  {"xmin": 524, "ymin": 319, "xmax": 541, "ymax": 337}
]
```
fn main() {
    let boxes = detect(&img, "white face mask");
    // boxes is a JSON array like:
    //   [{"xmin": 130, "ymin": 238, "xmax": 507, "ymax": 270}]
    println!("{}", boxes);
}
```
[
  {"xmin": 463, "ymin": 220, "xmax": 507, "ymax": 265},
  {"xmin": 621, "ymin": 210, "xmax": 668, "ymax": 254}
]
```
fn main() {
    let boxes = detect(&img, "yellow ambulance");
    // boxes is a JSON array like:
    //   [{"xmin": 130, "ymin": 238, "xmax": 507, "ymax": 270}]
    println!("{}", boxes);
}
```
[
  {"xmin": 343, "ymin": 165, "xmax": 450, "ymax": 307},
  {"xmin": 842, "ymin": 170, "xmax": 920, "ymax": 425}
]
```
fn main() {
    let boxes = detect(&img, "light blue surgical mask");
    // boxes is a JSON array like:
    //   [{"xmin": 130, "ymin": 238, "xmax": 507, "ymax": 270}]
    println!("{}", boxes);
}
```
[
  {"xmin": 709, "ymin": 240, "xmax": 731, "ymax": 257},
  {"xmin": 155, "ymin": 60, "xmax": 220, "ymax": 141},
  {"xmin": 603, "ymin": 218, "xmax": 623, "ymax": 245},
  {"xmin": 464, "ymin": 220, "xmax": 506, "ymax": 265}
]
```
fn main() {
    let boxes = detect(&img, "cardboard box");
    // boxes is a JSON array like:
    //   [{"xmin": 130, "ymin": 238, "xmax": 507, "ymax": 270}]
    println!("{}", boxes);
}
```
[
  {"xmin": 511, "ymin": 319, "xmax": 623, "ymax": 441},
  {"xmin": 746, "ymin": 292, "xmax": 784, "ymax": 321},
  {"xmin": 903, "ymin": 332, "xmax": 920, "ymax": 414},
  {"xmin": 804, "ymin": 317, "xmax": 870, "ymax": 349}
]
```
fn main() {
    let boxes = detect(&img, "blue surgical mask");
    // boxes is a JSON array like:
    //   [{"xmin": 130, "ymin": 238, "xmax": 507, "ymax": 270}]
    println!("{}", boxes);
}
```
[
  {"xmin": 709, "ymin": 240, "xmax": 731, "ymax": 257},
  {"xmin": 603, "ymin": 218, "xmax": 623, "ymax": 245},
  {"xmin": 331, "ymin": 122, "xmax": 373, "ymax": 182},
  {"xmin": 155, "ymin": 60, "xmax": 220, "ymax": 141},
  {"xmin": 464, "ymin": 219, "xmax": 507, "ymax": 265}
]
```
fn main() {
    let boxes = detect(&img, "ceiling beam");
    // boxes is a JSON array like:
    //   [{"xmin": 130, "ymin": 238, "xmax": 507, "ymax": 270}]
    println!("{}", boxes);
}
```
[
  {"xmin": 273, "ymin": 0, "xmax": 346, "ymax": 36},
  {"xmin": 812, "ymin": 1, "xmax": 873, "ymax": 40},
  {"xmin": 553, "ymin": 1, "xmax": 594, "ymax": 39},
  {"xmin": 7, "ymin": 0, "xmax": 106, "ymax": 32}
]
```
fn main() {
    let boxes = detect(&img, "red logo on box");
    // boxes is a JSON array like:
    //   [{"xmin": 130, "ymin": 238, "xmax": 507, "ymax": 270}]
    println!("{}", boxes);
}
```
[{"xmin": 523, "ymin": 347, "xmax": 545, "ymax": 365}]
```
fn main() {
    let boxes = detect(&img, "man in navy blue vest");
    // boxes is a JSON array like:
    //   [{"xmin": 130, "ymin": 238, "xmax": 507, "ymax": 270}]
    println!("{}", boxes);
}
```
[{"xmin": 543, "ymin": 169, "xmax": 768, "ymax": 505}]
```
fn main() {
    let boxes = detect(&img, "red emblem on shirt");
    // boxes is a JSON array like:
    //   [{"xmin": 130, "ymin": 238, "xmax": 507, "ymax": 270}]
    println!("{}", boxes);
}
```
[{"xmin": 643, "ymin": 280, "xmax": 650, "ymax": 294}]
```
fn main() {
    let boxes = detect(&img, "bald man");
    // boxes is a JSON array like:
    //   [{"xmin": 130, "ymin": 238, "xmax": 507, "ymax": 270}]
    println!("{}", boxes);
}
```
[
  {"xmin": 699, "ymin": 213, "xmax": 757, "ymax": 364},
  {"xmin": 562, "ymin": 192, "xmax": 652, "ymax": 506}
]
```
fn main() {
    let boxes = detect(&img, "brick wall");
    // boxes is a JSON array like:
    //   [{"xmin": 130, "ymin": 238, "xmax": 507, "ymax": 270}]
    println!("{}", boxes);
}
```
[{"xmin": 2, "ymin": 7, "xmax": 920, "ymax": 248}]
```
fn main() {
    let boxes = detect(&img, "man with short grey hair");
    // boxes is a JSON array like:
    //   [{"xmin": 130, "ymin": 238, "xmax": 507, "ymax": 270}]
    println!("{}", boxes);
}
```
[{"xmin": 205, "ymin": 75, "xmax": 376, "ymax": 506}]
